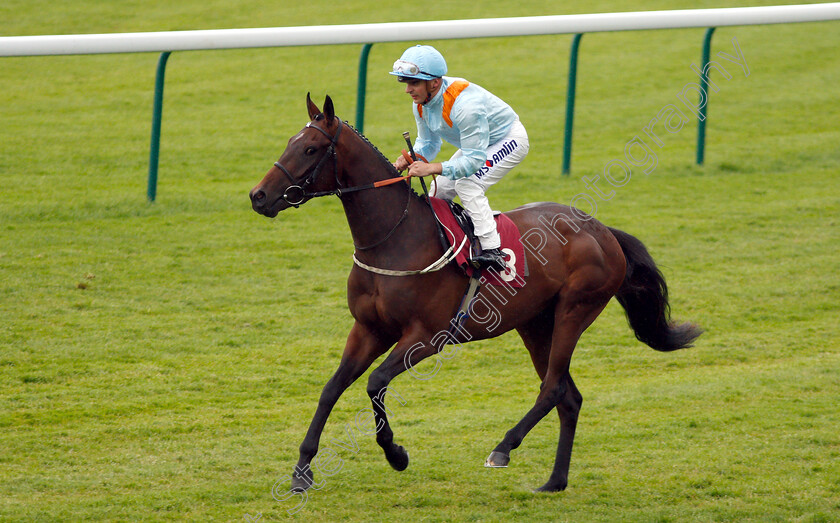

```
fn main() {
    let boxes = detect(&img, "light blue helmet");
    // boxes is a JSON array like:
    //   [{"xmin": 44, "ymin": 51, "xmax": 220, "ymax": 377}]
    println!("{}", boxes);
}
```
[{"xmin": 390, "ymin": 45, "xmax": 447, "ymax": 81}]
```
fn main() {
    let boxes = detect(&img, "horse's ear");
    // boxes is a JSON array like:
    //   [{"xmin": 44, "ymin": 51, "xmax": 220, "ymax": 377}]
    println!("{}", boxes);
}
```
[
  {"xmin": 306, "ymin": 92, "xmax": 321, "ymax": 120},
  {"xmin": 323, "ymin": 95, "xmax": 335, "ymax": 122}
]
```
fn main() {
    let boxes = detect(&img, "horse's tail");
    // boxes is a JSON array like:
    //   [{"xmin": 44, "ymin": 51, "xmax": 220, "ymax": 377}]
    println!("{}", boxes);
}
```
[{"xmin": 608, "ymin": 227, "xmax": 702, "ymax": 352}]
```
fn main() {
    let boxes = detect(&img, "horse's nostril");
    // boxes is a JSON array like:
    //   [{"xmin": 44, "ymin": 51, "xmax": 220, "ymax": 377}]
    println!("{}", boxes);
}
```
[{"xmin": 251, "ymin": 189, "xmax": 266, "ymax": 205}]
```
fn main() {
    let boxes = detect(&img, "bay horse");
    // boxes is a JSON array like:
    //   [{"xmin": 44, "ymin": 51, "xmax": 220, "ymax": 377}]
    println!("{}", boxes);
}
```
[{"xmin": 249, "ymin": 94, "xmax": 701, "ymax": 493}]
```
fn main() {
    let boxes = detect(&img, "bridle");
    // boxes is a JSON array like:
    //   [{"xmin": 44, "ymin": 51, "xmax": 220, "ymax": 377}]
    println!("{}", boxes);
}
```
[
  {"xmin": 273, "ymin": 117, "xmax": 344, "ymax": 208},
  {"xmin": 271, "ymin": 116, "xmax": 412, "ymax": 251}
]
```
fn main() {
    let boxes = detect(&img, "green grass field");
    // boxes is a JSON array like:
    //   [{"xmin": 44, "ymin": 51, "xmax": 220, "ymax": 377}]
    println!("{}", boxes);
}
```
[{"xmin": 2, "ymin": 1, "xmax": 839, "ymax": 521}]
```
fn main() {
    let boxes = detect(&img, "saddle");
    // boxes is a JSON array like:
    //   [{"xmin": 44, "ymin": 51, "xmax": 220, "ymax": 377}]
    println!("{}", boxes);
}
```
[
  {"xmin": 428, "ymin": 197, "xmax": 527, "ymax": 288},
  {"xmin": 445, "ymin": 200, "xmax": 480, "ymax": 255}
]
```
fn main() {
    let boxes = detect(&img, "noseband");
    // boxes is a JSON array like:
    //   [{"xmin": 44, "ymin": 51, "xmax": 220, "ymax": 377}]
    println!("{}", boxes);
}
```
[{"xmin": 273, "ymin": 118, "xmax": 343, "ymax": 208}]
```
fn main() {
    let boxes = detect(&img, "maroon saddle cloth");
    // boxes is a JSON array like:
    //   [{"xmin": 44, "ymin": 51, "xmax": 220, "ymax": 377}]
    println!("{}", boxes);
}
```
[{"xmin": 428, "ymin": 197, "xmax": 527, "ymax": 288}]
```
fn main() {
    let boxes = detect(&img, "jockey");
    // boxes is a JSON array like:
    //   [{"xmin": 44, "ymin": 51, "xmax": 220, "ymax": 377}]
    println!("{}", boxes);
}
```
[{"xmin": 391, "ymin": 44, "xmax": 530, "ymax": 272}]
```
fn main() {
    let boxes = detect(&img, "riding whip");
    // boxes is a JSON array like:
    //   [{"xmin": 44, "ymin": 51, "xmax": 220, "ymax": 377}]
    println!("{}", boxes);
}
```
[
  {"xmin": 403, "ymin": 131, "xmax": 449, "ymax": 252},
  {"xmin": 403, "ymin": 131, "xmax": 430, "ymax": 195}
]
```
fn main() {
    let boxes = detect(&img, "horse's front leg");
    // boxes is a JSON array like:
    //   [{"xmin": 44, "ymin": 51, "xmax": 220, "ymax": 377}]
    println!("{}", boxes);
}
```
[
  {"xmin": 291, "ymin": 321, "xmax": 393, "ymax": 491},
  {"xmin": 365, "ymin": 324, "xmax": 444, "ymax": 472}
]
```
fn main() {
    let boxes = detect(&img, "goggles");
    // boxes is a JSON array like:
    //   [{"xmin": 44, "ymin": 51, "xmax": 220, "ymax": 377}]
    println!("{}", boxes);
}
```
[{"xmin": 392, "ymin": 60, "xmax": 434, "ymax": 78}]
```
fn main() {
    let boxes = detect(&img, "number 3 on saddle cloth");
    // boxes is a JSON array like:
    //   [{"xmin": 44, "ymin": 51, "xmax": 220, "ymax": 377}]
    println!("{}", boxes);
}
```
[{"xmin": 428, "ymin": 197, "xmax": 527, "ymax": 288}]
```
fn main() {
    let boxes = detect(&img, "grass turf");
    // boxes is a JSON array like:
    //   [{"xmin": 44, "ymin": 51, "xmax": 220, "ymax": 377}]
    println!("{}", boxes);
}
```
[{"xmin": 1, "ymin": 1, "xmax": 839, "ymax": 521}]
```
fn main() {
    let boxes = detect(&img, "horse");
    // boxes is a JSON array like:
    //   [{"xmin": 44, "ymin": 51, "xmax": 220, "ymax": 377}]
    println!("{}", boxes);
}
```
[{"xmin": 249, "ymin": 94, "xmax": 702, "ymax": 493}]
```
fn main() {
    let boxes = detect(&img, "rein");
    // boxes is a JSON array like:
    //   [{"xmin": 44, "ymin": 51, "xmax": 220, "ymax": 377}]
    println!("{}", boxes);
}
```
[
  {"xmin": 272, "ymin": 119, "xmax": 342, "ymax": 208},
  {"xmin": 274, "ymin": 119, "xmax": 410, "ymax": 208},
  {"xmin": 273, "ymin": 117, "xmax": 465, "ymax": 273},
  {"xmin": 272, "ymin": 118, "xmax": 413, "ymax": 251}
]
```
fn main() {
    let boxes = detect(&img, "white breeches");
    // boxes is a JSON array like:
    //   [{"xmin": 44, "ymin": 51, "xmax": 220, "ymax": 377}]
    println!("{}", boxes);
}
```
[{"xmin": 431, "ymin": 119, "xmax": 529, "ymax": 250}]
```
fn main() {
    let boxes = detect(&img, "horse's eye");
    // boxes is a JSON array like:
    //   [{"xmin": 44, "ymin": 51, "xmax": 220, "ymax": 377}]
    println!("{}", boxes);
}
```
[{"xmin": 305, "ymin": 146, "xmax": 317, "ymax": 156}]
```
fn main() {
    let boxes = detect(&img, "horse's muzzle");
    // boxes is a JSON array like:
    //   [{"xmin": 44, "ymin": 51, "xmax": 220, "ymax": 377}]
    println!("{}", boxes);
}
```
[{"xmin": 249, "ymin": 187, "xmax": 279, "ymax": 217}]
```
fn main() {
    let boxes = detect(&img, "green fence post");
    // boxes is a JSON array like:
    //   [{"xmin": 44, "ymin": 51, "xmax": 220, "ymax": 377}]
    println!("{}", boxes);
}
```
[
  {"xmin": 147, "ymin": 51, "xmax": 171, "ymax": 202},
  {"xmin": 356, "ymin": 43, "xmax": 373, "ymax": 133},
  {"xmin": 562, "ymin": 33, "xmax": 583, "ymax": 176},
  {"xmin": 696, "ymin": 27, "xmax": 715, "ymax": 165}
]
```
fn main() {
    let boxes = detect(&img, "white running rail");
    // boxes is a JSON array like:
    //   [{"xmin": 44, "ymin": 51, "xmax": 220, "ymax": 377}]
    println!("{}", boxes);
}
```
[{"xmin": 2, "ymin": 4, "xmax": 840, "ymax": 56}]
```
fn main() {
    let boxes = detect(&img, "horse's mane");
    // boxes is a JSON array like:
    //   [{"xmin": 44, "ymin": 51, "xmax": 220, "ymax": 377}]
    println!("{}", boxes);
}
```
[
  {"xmin": 342, "ymin": 121, "xmax": 399, "ymax": 173},
  {"xmin": 341, "ymin": 120, "xmax": 421, "ymax": 198}
]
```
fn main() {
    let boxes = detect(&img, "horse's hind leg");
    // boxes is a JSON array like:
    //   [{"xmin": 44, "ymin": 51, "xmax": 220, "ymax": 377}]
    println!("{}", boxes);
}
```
[
  {"xmin": 487, "ymin": 296, "xmax": 606, "ymax": 491},
  {"xmin": 516, "ymin": 308, "xmax": 585, "ymax": 491},
  {"xmin": 515, "ymin": 304, "xmax": 555, "ymax": 387},
  {"xmin": 536, "ymin": 373, "xmax": 583, "ymax": 491}
]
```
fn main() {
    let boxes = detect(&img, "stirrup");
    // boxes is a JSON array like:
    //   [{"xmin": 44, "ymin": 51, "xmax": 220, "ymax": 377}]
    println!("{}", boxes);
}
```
[{"xmin": 471, "ymin": 248, "xmax": 507, "ymax": 271}]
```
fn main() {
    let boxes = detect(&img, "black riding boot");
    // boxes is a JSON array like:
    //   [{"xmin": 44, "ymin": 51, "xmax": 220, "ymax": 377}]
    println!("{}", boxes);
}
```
[{"xmin": 472, "ymin": 247, "xmax": 507, "ymax": 271}]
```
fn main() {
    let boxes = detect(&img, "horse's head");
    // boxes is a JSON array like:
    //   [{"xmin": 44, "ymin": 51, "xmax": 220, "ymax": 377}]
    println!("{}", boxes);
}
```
[{"xmin": 250, "ymin": 93, "xmax": 343, "ymax": 217}]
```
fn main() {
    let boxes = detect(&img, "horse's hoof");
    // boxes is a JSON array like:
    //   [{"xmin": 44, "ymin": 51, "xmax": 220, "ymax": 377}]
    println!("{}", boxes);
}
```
[
  {"xmin": 290, "ymin": 475, "xmax": 312, "ymax": 492},
  {"xmin": 386, "ymin": 445, "xmax": 409, "ymax": 471},
  {"xmin": 484, "ymin": 451, "xmax": 510, "ymax": 468},
  {"xmin": 289, "ymin": 465, "xmax": 316, "ymax": 491},
  {"xmin": 534, "ymin": 480, "xmax": 567, "ymax": 492}
]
